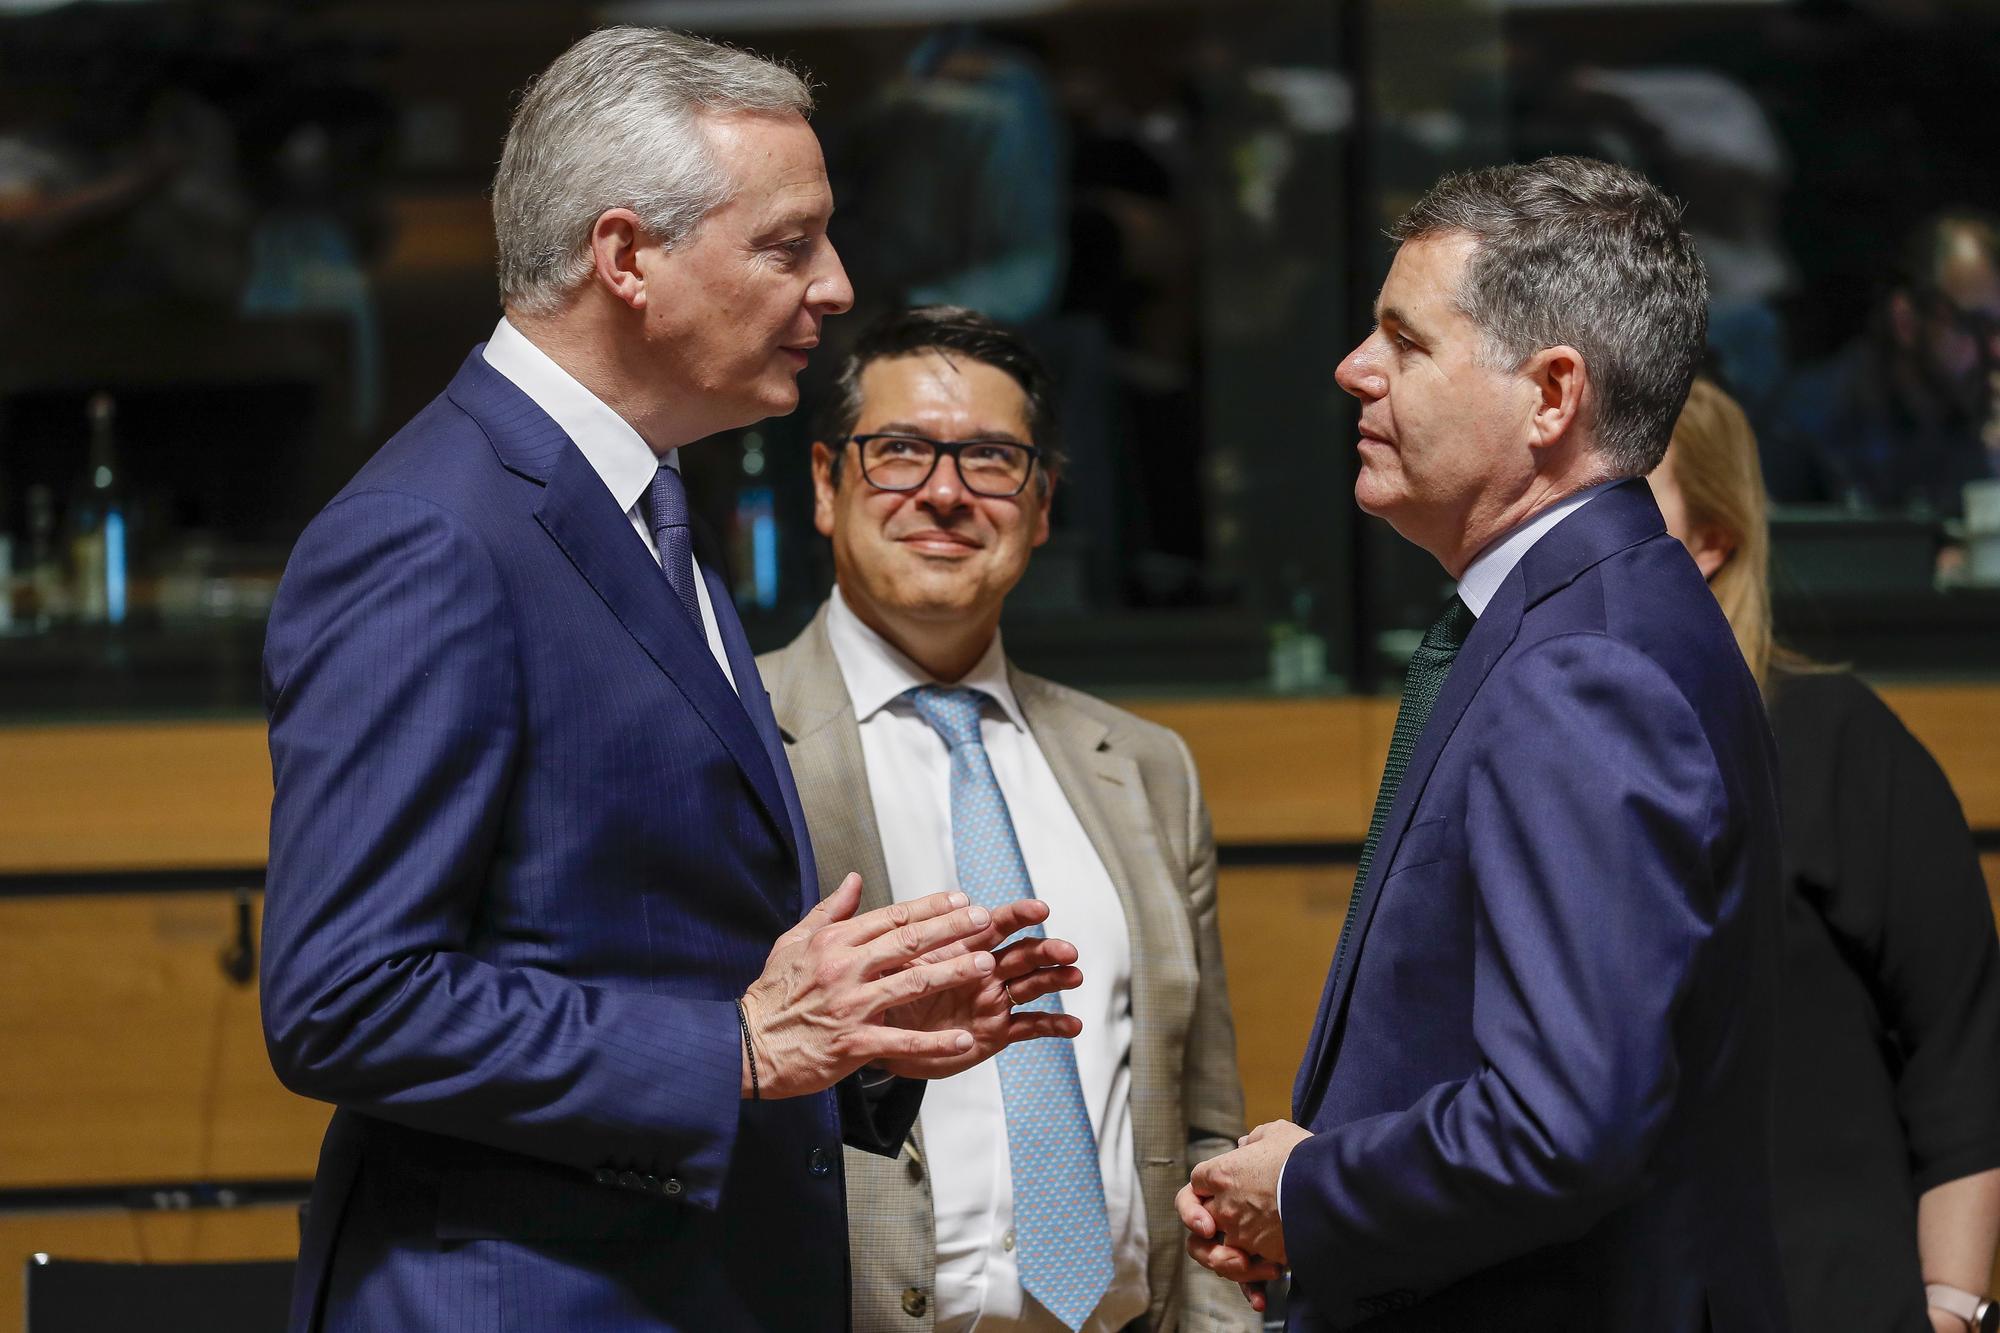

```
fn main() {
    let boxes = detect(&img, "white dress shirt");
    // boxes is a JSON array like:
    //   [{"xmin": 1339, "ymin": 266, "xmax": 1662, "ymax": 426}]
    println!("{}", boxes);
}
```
[
  {"xmin": 1453, "ymin": 480, "xmax": 1619, "ymax": 616},
  {"xmin": 481, "ymin": 317, "xmax": 737, "ymax": 691},
  {"xmin": 824, "ymin": 588, "xmax": 1148, "ymax": 1333}
]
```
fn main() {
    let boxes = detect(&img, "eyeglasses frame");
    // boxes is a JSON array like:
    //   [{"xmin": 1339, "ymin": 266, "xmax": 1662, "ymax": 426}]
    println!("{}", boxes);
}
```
[{"xmin": 841, "ymin": 432, "xmax": 1045, "ymax": 499}]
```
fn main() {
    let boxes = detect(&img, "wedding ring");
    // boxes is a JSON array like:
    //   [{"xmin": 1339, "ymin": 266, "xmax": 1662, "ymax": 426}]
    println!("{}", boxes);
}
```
[{"xmin": 1002, "ymin": 980, "xmax": 1018, "ymax": 1008}]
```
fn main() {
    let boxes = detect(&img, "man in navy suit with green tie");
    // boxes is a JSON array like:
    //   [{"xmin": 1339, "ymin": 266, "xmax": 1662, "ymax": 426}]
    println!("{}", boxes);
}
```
[{"xmin": 1180, "ymin": 158, "xmax": 1789, "ymax": 1331}]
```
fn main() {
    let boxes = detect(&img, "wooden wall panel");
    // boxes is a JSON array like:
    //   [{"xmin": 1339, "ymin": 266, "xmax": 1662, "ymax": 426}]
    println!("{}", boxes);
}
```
[
  {"xmin": 1214, "ymin": 864, "xmax": 1355, "ymax": 1130},
  {"xmin": 1127, "ymin": 698, "xmax": 1397, "ymax": 843},
  {"xmin": 0, "ymin": 685, "xmax": 1990, "ymax": 873},
  {"xmin": 1874, "ymin": 684, "xmax": 2000, "ymax": 831},
  {"xmin": 1130, "ymin": 683, "xmax": 2000, "ymax": 842},
  {"xmin": 0, "ymin": 721, "xmax": 269, "ymax": 875},
  {"xmin": 0, "ymin": 1206, "xmax": 299, "ymax": 1333},
  {"xmin": 0, "ymin": 892, "xmax": 328, "ymax": 1189}
]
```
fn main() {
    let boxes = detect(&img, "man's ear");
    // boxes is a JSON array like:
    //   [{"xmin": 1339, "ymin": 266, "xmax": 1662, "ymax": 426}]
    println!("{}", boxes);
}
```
[
  {"xmin": 1685, "ymin": 523, "xmax": 1737, "ymax": 582},
  {"xmin": 811, "ymin": 440, "xmax": 839, "ymax": 538},
  {"xmin": 1524, "ymin": 344, "xmax": 1587, "ymax": 452},
  {"xmin": 1031, "ymin": 472, "xmax": 1056, "ymax": 548},
  {"xmin": 589, "ymin": 208, "xmax": 650, "ymax": 311}
]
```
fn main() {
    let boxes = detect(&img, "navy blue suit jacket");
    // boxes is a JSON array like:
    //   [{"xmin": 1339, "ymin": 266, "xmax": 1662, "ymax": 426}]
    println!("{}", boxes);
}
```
[
  {"xmin": 261, "ymin": 349, "xmax": 917, "ymax": 1332},
  {"xmin": 1283, "ymin": 482, "xmax": 1787, "ymax": 1332}
]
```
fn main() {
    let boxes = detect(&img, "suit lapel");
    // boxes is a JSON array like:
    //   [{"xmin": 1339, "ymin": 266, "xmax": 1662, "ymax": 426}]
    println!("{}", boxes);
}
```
[
  {"xmin": 532, "ymin": 445, "xmax": 795, "ymax": 859},
  {"xmin": 766, "ymin": 608, "xmax": 896, "ymax": 915},
  {"xmin": 1292, "ymin": 480, "xmax": 1669, "ymax": 1117},
  {"xmin": 706, "ymin": 563, "xmax": 816, "ymax": 913},
  {"xmin": 1294, "ymin": 575, "xmax": 1524, "ymax": 1118},
  {"xmin": 1014, "ymin": 666, "xmax": 1198, "ymax": 1298},
  {"xmin": 443, "ymin": 349, "xmax": 798, "ymax": 863}
]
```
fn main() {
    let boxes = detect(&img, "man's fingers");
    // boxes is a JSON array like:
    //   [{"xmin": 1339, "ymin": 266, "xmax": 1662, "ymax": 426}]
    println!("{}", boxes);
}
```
[
  {"xmin": 844, "ymin": 890, "xmax": 972, "ymax": 948},
  {"xmin": 784, "ymin": 873, "xmax": 864, "ymax": 944},
  {"xmin": 850, "ymin": 1023, "xmax": 976, "ymax": 1063},
  {"xmin": 1190, "ymin": 1155, "xmax": 1223, "ymax": 1196},
  {"xmin": 1186, "ymin": 1237, "xmax": 1283, "ymax": 1284},
  {"xmin": 914, "ymin": 924, "xmax": 1074, "ymax": 973},
  {"xmin": 855, "ymin": 903, "xmax": 996, "ymax": 976},
  {"xmin": 1239, "ymin": 1281, "xmax": 1269, "ymax": 1313},
  {"xmin": 995, "ymin": 965, "xmax": 1084, "ymax": 1006},
  {"xmin": 1175, "ymin": 1183, "xmax": 1217, "ymax": 1239},
  {"xmin": 868, "ymin": 949, "xmax": 996, "ymax": 1011},
  {"xmin": 994, "ymin": 1010, "xmax": 1081, "ymax": 1045},
  {"xmin": 993, "ymin": 934, "xmax": 1079, "ymax": 977},
  {"xmin": 981, "ymin": 897, "xmax": 1052, "ymax": 940}
]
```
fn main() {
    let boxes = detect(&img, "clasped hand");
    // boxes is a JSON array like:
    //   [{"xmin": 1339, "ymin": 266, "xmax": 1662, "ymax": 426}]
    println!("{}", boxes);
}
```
[
  {"xmin": 1178, "ymin": 1119, "xmax": 1312, "ymax": 1313},
  {"xmin": 739, "ymin": 873, "xmax": 1084, "ymax": 1097}
]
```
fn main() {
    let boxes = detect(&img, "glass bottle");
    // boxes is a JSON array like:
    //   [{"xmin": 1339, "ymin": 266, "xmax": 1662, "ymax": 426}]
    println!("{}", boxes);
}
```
[{"xmin": 68, "ymin": 391, "xmax": 128, "ymax": 626}]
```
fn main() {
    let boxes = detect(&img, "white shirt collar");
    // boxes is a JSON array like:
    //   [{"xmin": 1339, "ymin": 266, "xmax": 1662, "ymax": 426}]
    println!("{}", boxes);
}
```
[
  {"xmin": 482, "ymin": 316, "xmax": 676, "ymax": 514},
  {"xmin": 1455, "ymin": 479, "xmax": 1621, "ymax": 616},
  {"xmin": 824, "ymin": 586, "xmax": 1027, "ymax": 731}
]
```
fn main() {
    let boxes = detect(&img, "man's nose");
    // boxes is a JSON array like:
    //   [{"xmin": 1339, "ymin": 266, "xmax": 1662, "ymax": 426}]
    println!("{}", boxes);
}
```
[
  {"xmin": 812, "ymin": 239, "xmax": 855, "ymax": 316},
  {"xmin": 917, "ymin": 451, "xmax": 970, "ymax": 509},
  {"xmin": 1335, "ymin": 341, "xmax": 1384, "ymax": 400}
]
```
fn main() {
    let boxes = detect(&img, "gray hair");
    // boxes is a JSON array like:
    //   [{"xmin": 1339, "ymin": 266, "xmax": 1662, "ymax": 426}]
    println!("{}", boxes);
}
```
[
  {"xmin": 492, "ymin": 26, "xmax": 813, "ymax": 315},
  {"xmin": 1393, "ymin": 156, "xmax": 1709, "ymax": 477}
]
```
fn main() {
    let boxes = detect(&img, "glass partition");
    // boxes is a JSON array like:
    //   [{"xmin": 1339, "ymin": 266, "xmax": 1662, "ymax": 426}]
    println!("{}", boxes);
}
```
[{"xmin": 1, "ymin": 0, "xmax": 1994, "ymax": 722}]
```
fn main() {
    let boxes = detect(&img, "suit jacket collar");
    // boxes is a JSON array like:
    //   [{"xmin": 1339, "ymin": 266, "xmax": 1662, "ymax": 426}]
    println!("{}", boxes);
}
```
[
  {"xmin": 1294, "ymin": 478, "xmax": 1666, "ymax": 1116},
  {"xmin": 443, "ymin": 347, "xmax": 799, "ymax": 874},
  {"xmin": 768, "ymin": 604, "xmax": 896, "ymax": 915},
  {"xmin": 445, "ymin": 347, "xmax": 572, "ymax": 483},
  {"xmin": 1516, "ymin": 476, "xmax": 1666, "ymax": 609}
]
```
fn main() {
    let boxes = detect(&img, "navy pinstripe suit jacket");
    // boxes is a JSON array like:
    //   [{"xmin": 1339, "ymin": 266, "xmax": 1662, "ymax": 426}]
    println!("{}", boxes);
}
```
[{"xmin": 262, "ymin": 349, "xmax": 915, "ymax": 1332}]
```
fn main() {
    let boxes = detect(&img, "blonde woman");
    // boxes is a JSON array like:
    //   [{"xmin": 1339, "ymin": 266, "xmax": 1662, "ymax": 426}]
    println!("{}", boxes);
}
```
[{"xmin": 1653, "ymin": 379, "xmax": 2000, "ymax": 1333}]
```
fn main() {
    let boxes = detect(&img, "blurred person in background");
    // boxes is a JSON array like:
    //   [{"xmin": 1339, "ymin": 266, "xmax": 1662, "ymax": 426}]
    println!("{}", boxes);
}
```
[
  {"xmin": 760, "ymin": 305, "xmax": 1253, "ymax": 1333},
  {"xmin": 1653, "ymin": 378, "xmax": 2000, "ymax": 1333},
  {"xmin": 1769, "ymin": 212, "xmax": 2000, "ymax": 516}
]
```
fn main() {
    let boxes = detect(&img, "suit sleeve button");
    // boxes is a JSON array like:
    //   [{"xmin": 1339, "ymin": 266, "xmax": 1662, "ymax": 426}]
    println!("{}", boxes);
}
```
[
  {"xmin": 808, "ymin": 1147, "xmax": 831, "ymax": 1177},
  {"xmin": 617, "ymin": 1171, "xmax": 645, "ymax": 1192},
  {"xmin": 662, "ymin": 1178, "xmax": 683, "ymax": 1197},
  {"xmin": 593, "ymin": 1167, "xmax": 618, "ymax": 1187},
  {"xmin": 901, "ymin": 1287, "xmax": 928, "ymax": 1317}
]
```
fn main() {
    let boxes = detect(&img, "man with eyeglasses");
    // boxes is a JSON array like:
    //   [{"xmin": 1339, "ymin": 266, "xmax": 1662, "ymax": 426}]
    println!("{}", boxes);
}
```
[{"xmin": 758, "ymin": 305, "xmax": 1257, "ymax": 1333}]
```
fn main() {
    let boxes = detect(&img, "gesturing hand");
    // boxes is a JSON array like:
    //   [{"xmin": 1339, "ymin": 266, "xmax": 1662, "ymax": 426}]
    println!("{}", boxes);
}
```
[
  {"xmin": 872, "ymin": 897, "xmax": 1085, "ymax": 1079},
  {"xmin": 1178, "ymin": 1119, "xmax": 1312, "ymax": 1301},
  {"xmin": 739, "ymin": 874, "xmax": 1043, "ymax": 1098}
]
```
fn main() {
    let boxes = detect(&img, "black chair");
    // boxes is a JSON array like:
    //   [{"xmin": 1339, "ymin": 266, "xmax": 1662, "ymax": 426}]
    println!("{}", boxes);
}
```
[{"xmin": 25, "ymin": 1256, "xmax": 294, "ymax": 1333}]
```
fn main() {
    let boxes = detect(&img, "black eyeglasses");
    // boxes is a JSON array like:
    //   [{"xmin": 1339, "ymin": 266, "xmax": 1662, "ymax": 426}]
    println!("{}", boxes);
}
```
[{"xmin": 844, "ymin": 433, "xmax": 1042, "ymax": 498}]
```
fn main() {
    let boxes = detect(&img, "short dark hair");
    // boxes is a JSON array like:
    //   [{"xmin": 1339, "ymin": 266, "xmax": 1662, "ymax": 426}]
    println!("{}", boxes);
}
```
[
  {"xmin": 1393, "ymin": 155, "xmax": 1709, "ymax": 478},
  {"xmin": 1893, "ymin": 210, "xmax": 2000, "ymax": 295},
  {"xmin": 814, "ymin": 305, "xmax": 1063, "ymax": 488}
]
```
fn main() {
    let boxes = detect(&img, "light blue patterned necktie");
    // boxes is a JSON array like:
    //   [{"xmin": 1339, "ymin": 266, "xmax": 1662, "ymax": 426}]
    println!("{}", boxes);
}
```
[{"xmin": 907, "ymin": 685, "xmax": 1114, "ymax": 1332}]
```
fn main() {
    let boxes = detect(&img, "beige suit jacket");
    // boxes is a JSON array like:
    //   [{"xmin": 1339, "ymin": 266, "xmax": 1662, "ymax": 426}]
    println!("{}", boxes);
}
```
[{"xmin": 758, "ymin": 605, "xmax": 1258, "ymax": 1333}]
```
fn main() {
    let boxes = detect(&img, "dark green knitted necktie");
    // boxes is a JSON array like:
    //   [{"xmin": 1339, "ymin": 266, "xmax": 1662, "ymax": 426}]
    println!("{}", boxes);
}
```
[{"xmin": 1337, "ymin": 595, "xmax": 1476, "ymax": 948}]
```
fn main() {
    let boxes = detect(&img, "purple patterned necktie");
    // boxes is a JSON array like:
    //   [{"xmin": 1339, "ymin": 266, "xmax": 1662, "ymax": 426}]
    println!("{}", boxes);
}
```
[{"xmin": 647, "ymin": 461, "xmax": 703, "ymax": 630}]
